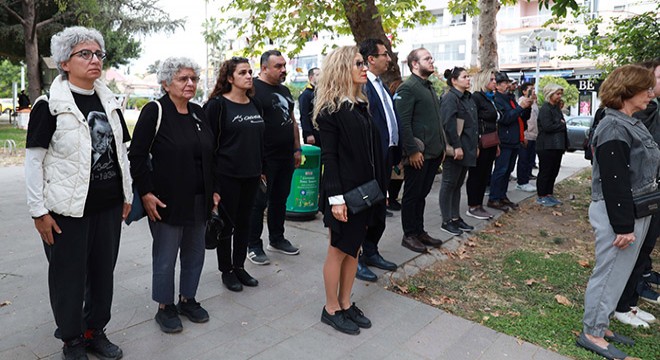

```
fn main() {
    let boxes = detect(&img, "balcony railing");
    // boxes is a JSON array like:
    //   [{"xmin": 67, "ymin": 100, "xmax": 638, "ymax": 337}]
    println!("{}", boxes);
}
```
[{"xmin": 499, "ymin": 14, "xmax": 553, "ymax": 30}]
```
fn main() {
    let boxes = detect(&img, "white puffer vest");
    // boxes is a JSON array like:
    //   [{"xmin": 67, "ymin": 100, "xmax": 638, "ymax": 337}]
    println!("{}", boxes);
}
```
[{"xmin": 35, "ymin": 76, "xmax": 133, "ymax": 218}]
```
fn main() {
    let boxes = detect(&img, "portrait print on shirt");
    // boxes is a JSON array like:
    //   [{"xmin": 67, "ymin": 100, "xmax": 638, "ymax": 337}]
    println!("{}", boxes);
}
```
[
  {"xmin": 272, "ymin": 92, "xmax": 293, "ymax": 126},
  {"xmin": 88, "ymin": 111, "xmax": 117, "ymax": 181}
]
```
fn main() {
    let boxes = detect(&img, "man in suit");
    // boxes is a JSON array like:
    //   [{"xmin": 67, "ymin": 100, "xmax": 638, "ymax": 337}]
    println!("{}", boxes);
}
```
[
  {"xmin": 299, "ymin": 67, "xmax": 320, "ymax": 146},
  {"xmin": 354, "ymin": 39, "xmax": 400, "ymax": 281}
]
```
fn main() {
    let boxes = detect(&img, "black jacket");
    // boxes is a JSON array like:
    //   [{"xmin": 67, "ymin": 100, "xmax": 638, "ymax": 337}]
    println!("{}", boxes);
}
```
[
  {"xmin": 536, "ymin": 102, "xmax": 568, "ymax": 151},
  {"xmin": 129, "ymin": 94, "xmax": 215, "ymax": 225},
  {"xmin": 472, "ymin": 91, "xmax": 499, "ymax": 136},
  {"xmin": 299, "ymin": 84, "xmax": 320, "ymax": 146},
  {"xmin": 494, "ymin": 91, "xmax": 531, "ymax": 148},
  {"xmin": 441, "ymin": 87, "xmax": 479, "ymax": 167}
]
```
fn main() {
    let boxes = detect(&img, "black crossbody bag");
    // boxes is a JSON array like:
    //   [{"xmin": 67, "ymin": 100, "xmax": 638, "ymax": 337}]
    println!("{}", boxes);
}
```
[
  {"xmin": 633, "ymin": 189, "xmax": 660, "ymax": 218},
  {"xmin": 343, "ymin": 116, "xmax": 385, "ymax": 214}
]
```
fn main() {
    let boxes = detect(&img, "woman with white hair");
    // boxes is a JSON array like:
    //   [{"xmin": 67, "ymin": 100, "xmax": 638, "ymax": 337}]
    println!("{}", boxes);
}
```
[
  {"xmin": 25, "ymin": 26, "xmax": 131, "ymax": 360},
  {"xmin": 535, "ymin": 83, "xmax": 567, "ymax": 207},
  {"xmin": 129, "ymin": 57, "xmax": 216, "ymax": 334}
]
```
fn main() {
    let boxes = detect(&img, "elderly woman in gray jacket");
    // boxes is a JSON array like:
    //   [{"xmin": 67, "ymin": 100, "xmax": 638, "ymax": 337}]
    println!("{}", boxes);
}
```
[
  {"xmin": 577, "ymin": 64, "xmax": 659, "ymax": 360},
  {"xmin": 25, "ymin": 26, "xmax": 131, "ymax": 360},
  {"xmin": 439, "ymin": 67, "xmax": 478, "ymax": 237},
  {"xmin": 535, "ymin": 84, "xmax": 567, "ymax": 207}
]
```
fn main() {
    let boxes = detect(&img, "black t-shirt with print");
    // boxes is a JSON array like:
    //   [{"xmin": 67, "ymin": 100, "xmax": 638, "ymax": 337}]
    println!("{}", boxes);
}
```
[
  {"xmin": 216, "ymin": 98, "xmax": 265, "ymax": 177},
  {"xmin": 253, "ymin": 78, "xmax": 294, "ymax": 160},
  {"xmin": 26, "ymin": 92, "xmax": 131, "ymax": 215}
]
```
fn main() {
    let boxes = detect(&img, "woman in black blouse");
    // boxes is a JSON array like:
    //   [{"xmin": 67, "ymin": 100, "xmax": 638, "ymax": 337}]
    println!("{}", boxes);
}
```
[
  {"xmin": 535, "ymin": 84, "xmax": 567, "ymax": 207},
  {"xmin": 314, "ymin": 46, "xmax": 385, "ymax": 335},
  {"xmin": 130, "ymin": 57, "xmax": 215, "ymax": 334},
  {"xmin": 204, "ymin": 57, "xmax": 265, "ymax": 292}
]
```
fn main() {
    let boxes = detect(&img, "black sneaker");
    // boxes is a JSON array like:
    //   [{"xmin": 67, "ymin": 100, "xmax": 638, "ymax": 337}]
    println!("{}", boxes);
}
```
[
  {"xmin": 222, "ymin": 270, "xmax": 243, "ymax": 292},
  {"xmin": 247, "ymin": 248, "xmax": 270, "ymax": 265},
  {"xmin": 453, "ymin": 218, "xmax": 474, "ymax": 232},
  {"xmin": 155, "ymin": 304, "xmax": 183, "ymax": 333},
  {"xmin": 177, "ymin": 297, "xmax": 209, "ymax": 323},
  {"xmin": 62, "ymin": 337, "xmax": 88, "ymax": 360},
  {"xmin": 441, "ymin": 221, "xmax": 463, "ymax": 236},
  {"xmin": 320, "ymin": 307, "xmax": 360, "ymax": 335},
  {"xmin": 343, "ymin": 303, "xmax": 372, "ymax": 329},
  {"xmin": 267, "ymin": 239, "xmax": 300, "ymax": 255},
  {"xmin": 85, "ymin": 329, "xmax": 123, "ymax": 360},
  {"xmin": 234, "ymin": 268, "xmax": 259, "ymax": 287}
]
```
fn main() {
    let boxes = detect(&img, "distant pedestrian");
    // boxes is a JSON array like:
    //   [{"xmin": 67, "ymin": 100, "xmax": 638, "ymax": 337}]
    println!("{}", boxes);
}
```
[
  {"xmin": 535, "ymin": 84, "xmax": 567, "ymax": 207},
  {"xmin": 25, "ymin": 26, "xmax": 131, "ymax": 360},
  {"xmin": 515, "ymin": 82, "xmax": 538, "ymax": 193},
  {"xmin": 18, "ymin": 90, "xmax": 30, "ymax": 109},
  {"xmin": 299, "ymin": 67, "xmax": 321, "ymax": 146}
]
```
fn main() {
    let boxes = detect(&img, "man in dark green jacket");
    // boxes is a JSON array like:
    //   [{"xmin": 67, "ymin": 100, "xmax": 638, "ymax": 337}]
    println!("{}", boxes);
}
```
[{"xmin": 394, "ymin": 47, "xmax": 447, "ymax": 253}]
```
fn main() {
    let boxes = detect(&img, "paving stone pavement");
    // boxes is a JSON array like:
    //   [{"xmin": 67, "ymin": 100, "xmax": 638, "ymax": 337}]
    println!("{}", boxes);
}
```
[{"xmin": 0, "ymin": 153, "xmax": 590, "ymax": 359}]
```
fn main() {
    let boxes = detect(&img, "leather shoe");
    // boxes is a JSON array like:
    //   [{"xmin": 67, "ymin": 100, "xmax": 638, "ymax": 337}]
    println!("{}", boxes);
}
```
[
  {"xmin": 356, "ymin": 261, "xmax": 377, "ymax": 282},
  {"xmin": 417, "ymin": 232, "xmax": 443, "ymax": 247},
  {"xmin": 234, "ymin": 268, "xmax": 258, "ymax": 287},
  {"xmin": 501, "ymin": 197, "xmax": 519, "ymax": 209},
  {"xmin": 221, "ymin": 271, "xmax": 243, "ymax": 292},
  {"xmin": 401, "ymin": 234, "xmax": 427, "ymax": 253},
  {"xmin": 363, "ymin": 253, "xmax": 397, "ymax": 271},
  {"xmin": 387, "ymin": 199, "xmax": 402, "ymax": 211},
  {"xmin": 385, "ymin": 210, "xmax": 394, "ymax": 218},
  {"xmin": 487, "ymin": 200, "xmax": 510, "ymax": 212}
]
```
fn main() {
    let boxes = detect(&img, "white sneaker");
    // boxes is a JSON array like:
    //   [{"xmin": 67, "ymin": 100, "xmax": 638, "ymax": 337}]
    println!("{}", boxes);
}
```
[
  {"xmin": 614, "ymin": 310, "xmax": 650, "ymax": 328},
  {"xmin": 516, "ymin": 183, "xmax": 537, "ymax": 192},
  {"xmin": 631, "ymin": 306, "xmax": 656, "ymax": 323}
]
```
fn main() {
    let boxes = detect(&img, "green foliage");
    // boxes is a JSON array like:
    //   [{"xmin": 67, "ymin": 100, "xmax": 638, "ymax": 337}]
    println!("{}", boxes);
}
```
[
  {"xmin": 551, "ymin": 5, "xmax": 660, "ymax": 72},
  {"xmin": 287, "ymin": 82, "xmax": 307, "ymax": 101},
  {"xmin": 448, "ymin": 0, "xmax": 578, "ymax": 17},
  {"xmin": 126, "ymin": 96, "xmax": 150, "ymax": 110},
  {"xmin": 537, "ymin": 76, "xmax": 578, "ymax": 107},
  {"xmin": 211, "ymin": 0, "xmax": 434, "ymax": 58},
  {"xmin": 0, "ymin": 60, "xmax": 22, "ymax": 98}
]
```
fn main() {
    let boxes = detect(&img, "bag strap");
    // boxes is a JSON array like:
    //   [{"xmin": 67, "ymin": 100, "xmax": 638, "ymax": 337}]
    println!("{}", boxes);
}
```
[{"xmin": 150, "ymin": 100, "xmax": 162, "ymax": 151}]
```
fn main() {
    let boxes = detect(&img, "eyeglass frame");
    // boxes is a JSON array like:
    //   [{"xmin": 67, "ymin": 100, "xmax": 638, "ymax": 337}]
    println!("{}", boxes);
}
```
[
  {"xmin": 354, "ymin": 61, "xmax": 368, "ymax": 69},
  {"xmin": 70, "ymin": 49, "xmax": 106, "ymax": 61},
  {"xmin": 174, "ymin": 75, "xmax": 200, "ymax": 84}
]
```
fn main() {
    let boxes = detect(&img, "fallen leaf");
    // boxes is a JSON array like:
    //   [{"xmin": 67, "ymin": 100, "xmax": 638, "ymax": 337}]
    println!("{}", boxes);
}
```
[
  {"xmin": 0, "ymin": 300, "xmax": 11, "ymax": 307},
  {"xmin": 552, "ymin": 211, "xmax": 563, "ymax": 216},
  {"xmin": 490, "ymin": 311, "xmax": 501, "ymax": 317},
  {"xmin": 507, "ymin": 311, "xmax": 521, "ymax": 317},
  {"xmin": 417, "ymin": 285, "xmax": 427, "ymax": 291},
  {"xmin": 430, "ymin": 295, "xmax": 455, "ymax": 305},
  {"xmin": 571, "ymin": 330, "xmax": 580, "ymax": 337},
  {"xmin": 525, "ymin": 279, "xmax": 538, "ymax": 286},
  {"xmin": 482, "ymin": 316, "xmax": 490, "ymax": 321},
  {"xmin": 493, "ymin": 221, "xmax": 503, "ymax": 228},
  {"xmin": 516, "ymin": 338, "xmax": 524, "ymax": 345},
  {"xmin": 547, "ymin": 250, "xmax": 560, "ymax": 255},
  {"xmin": 466, "ymin": 241, "xmax": 477, "ymax": 247},
  {"xmin": 578, "ymin": 259, "xmax": 590, "ymax": 268},
  {"xmin": 394, "ymin": 284, "xmax": 408, "ymax": 294},
  {"xmin": 515, "ymin": 260, "xmax": 521, "ymax": 264},
  {"xmin": 555, "ymin": 294, "xmax": 572, "ymax": 306}
]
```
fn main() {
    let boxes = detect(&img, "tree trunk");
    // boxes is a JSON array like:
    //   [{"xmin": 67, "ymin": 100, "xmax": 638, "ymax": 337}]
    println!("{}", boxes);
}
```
[
  {"xmin": 22, "ymin": 0, "xmax": 42, "ymax": 101},
  {"xmin": 470, "ymin": 16, "xmax": 479, "ymax": 68},
  {"xmin": 478, "ymin": 0, "xmax": 500, "ymax": 70},
  {"xmin": 342, "ymin": 0, "xmax": 402, "ymax": 86}
]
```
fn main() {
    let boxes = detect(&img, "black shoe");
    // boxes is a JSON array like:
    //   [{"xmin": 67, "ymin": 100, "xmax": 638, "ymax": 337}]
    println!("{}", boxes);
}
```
[
  {"xmin": 155, "ymin": 304, "xmax": 183, "ymax": 333},
  {"xmin": 267, "ymin": 239, "xmax": 300, "ymax": 255},
  {"xmin": 401, "ymin": 234, "xmax": 427, "ymax": 253},
  {"xmin": 486, "ymin": 200, "xmax": 510, "ymax": 212},
  {"xmin": 234, "ymin": 268, "xmax": 259, "ymax": 287},
  {"xmin": 417, "ymin": 232, "xmax": 444, "ymax": 247},
  {"xmin": 385, "ymin": 210, "xmax": 394, "ymax": 218},
  {"xmin": 441, "ymin": 221, "xmax": 463, "ymax": 236},
  {"xmin": 387, "ymin": 199, "xmax": 402, "ymax": 211},
  {"xmin": 62, "ymin": 337, "xmax": 89, "ymax": 360},
  {"xmin": 356, "ymin": 261, "xmax": 378, "ymax": 282},
  {"xmin": 453, "ymin": 218, "xmax": 474, "ymax": 232},
  {"xmin": 501, "ymin": 197, "xmax": 519, "ymax": 209},
  {"xmin": 343, "ymin": 303, "xmax": 372, "ymax": 328},
  {"xmin": 85, "ymin": 329, "xmax": 123, "ymax": 360},
  {"xmin": 177, "ymin": 297, "xmax": 209, "ymax": 323},
  {"xmin": 321, "ymin": 307, "xmax": 360, "ymax": 335},
  {"xmin": 363, "ymin": 253, "xmax": 397, "ymax": 271},
  {"xmin": 529, "ymin": 174, "xmax": 537, "ymax": 180},
  {"xmin": 222, "ymin": 270, "xmax": 243, "ymax": 292}
]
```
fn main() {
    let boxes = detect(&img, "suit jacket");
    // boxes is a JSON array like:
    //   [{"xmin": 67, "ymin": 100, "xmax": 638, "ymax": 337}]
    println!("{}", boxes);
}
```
[{"xmin": 365, "ymin": 77, "xmax": 401, "ymax": 164}]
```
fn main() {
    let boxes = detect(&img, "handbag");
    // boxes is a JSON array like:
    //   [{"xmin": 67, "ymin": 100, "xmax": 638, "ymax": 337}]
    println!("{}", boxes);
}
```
[
  {"xmin": 445, "ymin": 117, "xmax": 464, "ymax": 157},
  {"xmin": 343, "ymin": 118, "xmax": 385, "ymax": 214},
  {"xmin": 125, "ymin": 100, "xmax": 162, "ymax": 225},
  {"xmin": 344, "ymin": 179, "xmax": 385, "ymax": 214},
  {"xmin": 479, "ymin": 131, "xmax": 500, "ymax": 148},
  {"xmin": 633, "ymin": 189, "xmax": 660, "ymax": 219}
]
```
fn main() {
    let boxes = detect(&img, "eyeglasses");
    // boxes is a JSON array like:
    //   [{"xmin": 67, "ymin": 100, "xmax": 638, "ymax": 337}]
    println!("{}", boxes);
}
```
[
  {"xmin": 355, "ymin": 61, "xmax": 368, "ymax": 69},
  {"xmin": 70, "ymin": 49, "xmax": 106, "ymax": 61},
  {"xmin": 371, "ymin": 52, "xmax": 389, "ymax": 58},
  {"xmin": 175, "ymin": 75, "xmax": 200, "ymax": 83}
]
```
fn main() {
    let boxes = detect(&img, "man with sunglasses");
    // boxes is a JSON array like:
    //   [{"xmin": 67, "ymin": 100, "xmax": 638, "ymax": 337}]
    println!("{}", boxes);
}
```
[
  {"xmin": 395, "ymin": 48, "xmax": 447, "ymax": 253},
  {"xmin": 247, "ymin": 50, "xmax": 302, "ymax": 265}
]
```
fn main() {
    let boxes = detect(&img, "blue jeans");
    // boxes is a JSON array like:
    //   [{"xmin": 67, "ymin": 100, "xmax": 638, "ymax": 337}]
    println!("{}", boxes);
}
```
[
  {"xmin": 489, "ymin": 146, "xmax": 518, "ymax": 201},
  {"xmin": 517, "ymin": 140, "xmax": 536, "ymax": 185}
]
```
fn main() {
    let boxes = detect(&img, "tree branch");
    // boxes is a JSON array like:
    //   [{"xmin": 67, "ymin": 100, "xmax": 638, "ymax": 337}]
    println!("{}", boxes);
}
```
[{"xmin": 0, "ymin": 1, "xmax": 27, "ymax": 26}]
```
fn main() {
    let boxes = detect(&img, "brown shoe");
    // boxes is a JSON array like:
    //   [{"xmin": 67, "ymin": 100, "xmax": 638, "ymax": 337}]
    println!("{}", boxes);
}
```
[
  {"xmin": 401, "ymin": 234, "xmax": 427, "ymax": 253},
  {"xmin": 417, "ymin": 232, "xmax": 443, "ymax": 247},
  {"xmin": 501, "ymin": 197, "xmax": 519, "ymax": 209},
  {"xmin": 486, "ymin": 200, "xmax": 510, "ymax": 212}
]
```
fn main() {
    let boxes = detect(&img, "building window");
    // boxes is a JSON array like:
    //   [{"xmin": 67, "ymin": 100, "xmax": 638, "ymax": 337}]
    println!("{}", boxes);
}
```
[
  {"xmin": 418, "ymin": 41, "xmax": 466, "ymax": 62},
  {"xmin": 450, "ymin": 13, "xmax": 466, "ymax": 26}
]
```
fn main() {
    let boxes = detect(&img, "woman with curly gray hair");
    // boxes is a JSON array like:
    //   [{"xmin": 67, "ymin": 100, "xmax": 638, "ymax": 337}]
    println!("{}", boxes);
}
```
[
  {"xmin": 129, "ymin": 57, "xmax": 216, "ymax": 334},
  {"xmin": 25, "ymin": 26, "xmax": 131, "ymax": 360}
]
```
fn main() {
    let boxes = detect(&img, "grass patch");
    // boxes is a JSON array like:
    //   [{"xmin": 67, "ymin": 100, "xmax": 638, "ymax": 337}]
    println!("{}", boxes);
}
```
[
  {"xmin": 0, "ymin": 124, "xmax": 27, "ymax": 149},
  {"xmin": 394, "ymin": 169, "xmax": 660, "ymax": 359}
]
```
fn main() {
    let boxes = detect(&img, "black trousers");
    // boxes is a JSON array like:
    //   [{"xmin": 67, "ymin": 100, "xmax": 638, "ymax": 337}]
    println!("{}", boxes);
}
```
[
  {"xmin": 44, "ymin": 204, "xmax": 122, "ymax": 342},
  {"xmin": 617, "ymin": 212, "xmax": 660, "ymax": 311},
  {"xmin": 217, "ymin": 175, "xmax": 259, "ymax": 272},
  {"xmin": 401, "ymin": 156, "xmax": 443, "ymax": 237},
  {"xmin": 388, "ymin": 179, "xmax": 403, "ymax": 201},
  {"xmin": 247, "ymin": 158, "xmax": 294, "ymax": 249},
  {"xmin": 363, "ymin": 146, "xmax": 396, "ymax": 257},
  {"xmin": 466, "ymin": 146, "xmax": 497, "ymax": 207},
  {"xmin": 536, "ymin": 149, "xmax": 564, "ymax": 197}
]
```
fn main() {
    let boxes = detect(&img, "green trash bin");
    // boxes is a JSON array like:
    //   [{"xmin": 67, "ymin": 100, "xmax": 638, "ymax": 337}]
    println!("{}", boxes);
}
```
[{"xmin": 286, "ymin": 144, "xmax": 321, "ymax": 221}]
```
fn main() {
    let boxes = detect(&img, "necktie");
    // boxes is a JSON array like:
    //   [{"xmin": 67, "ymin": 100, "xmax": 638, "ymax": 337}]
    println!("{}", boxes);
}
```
[{"xmin": 376, "ymin": 77, "xmax": 399, "ymax": 146}]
